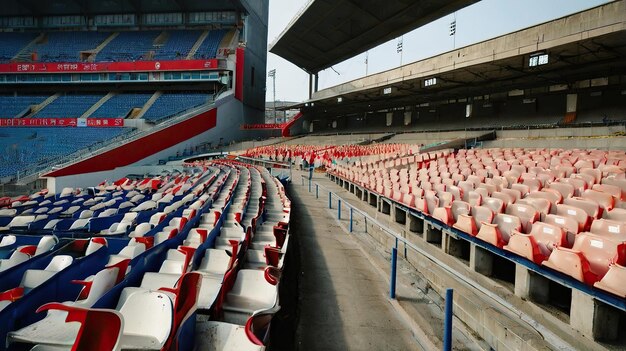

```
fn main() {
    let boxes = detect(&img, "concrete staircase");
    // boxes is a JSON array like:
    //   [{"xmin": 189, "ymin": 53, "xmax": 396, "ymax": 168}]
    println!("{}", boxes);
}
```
[
  {"xmin": 80, "ymin": 92, "xmax": 116, "ymax": 118},
  {"xmin": 12, "ymin": 33, "xmax": 45, "ymax": 62},
  {"xmin": 186, "ymin": 30, "xmax": 209, "ymax": 59},
  {"xmin": 25, "ymin": 93, "xmax": 61, "ymax": 118},
  {"xmin": 133, "ymin": 91, "xmax": 162, "ymax": 119},
  {"xmin": 91, "ymin": 32, "xmax": 119, "ymax": 59}
]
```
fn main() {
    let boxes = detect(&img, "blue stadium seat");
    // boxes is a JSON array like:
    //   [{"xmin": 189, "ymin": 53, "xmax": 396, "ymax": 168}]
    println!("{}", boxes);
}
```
[
  {"xmin": 0, "ymin": 33, "xmax": 39, "ymax": 62},
  {"xmin": 0, "ymin": 95, "xmax": 51, "ymax": 118},
  {"xmin": 90, "ymin": 94, "xmax": 152, "ymax": 118},
  {"xmin": 142, "ymin": 93, "xmax": 209, "ymax": 122},
  {"xmin": 33, "ymin": 32, "xmax": 110, "ymax": 62},
  {"xmin": 0, "ymin": 127, "xmax": 129, "ymax": 178},
  {"xmin": 97, "ymin": 31, "xmax": 161, "ymax": 62},
  {"xmin": 193, "ymin": 30, "xmax": 228, "ymax": 59},
  {"xmin": 33, "ymin": 94, "xmax": 104, "ymax": 118},
  {"xmin": 153, "ymin": 31, "xmax": 203, "ymax": 60}
]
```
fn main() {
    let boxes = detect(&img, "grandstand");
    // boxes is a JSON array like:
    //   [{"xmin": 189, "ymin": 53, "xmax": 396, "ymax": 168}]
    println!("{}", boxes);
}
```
[{"xmin": 0, "ymin": 0, "xmax": 625, "ymax": 350}]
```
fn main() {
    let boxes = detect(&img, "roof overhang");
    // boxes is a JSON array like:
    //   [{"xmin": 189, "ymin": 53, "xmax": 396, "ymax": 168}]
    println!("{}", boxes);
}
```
[
  {"xmin": 269, "ymin": 0, "xmax": 478, "ymax": 73},
  {"xmin": 289, "ymin": 1, "xmax": 626, "ymax": 116}
]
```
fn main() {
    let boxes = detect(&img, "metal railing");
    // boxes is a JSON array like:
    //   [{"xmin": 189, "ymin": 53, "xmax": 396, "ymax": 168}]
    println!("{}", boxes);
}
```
[{"xmin": 299, "ymin": 173, "xmax": 575, "ymax": 351}]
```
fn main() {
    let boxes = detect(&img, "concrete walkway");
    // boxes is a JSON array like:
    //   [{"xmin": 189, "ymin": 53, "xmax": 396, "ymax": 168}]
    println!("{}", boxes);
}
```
[{"xmin": 288, "ymin": 175, "xmax": 423, "ymax": 351}]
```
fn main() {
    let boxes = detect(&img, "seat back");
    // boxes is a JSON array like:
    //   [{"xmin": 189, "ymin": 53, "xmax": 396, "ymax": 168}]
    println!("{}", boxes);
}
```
[
  {"xmin": 493, "ymin": 214, "xmax": 522, "ymax": 242},
  {"xmin": 118, "ymin": 289, "xmax": 173, "ymax": 348},
  {"xmin": 590, "ymin": 219, "xmax": 626, "ymax": 240},
  {"xmin": 35, "ymin": 236, "xmax": 58, "ymax": 256},
  {"xmin": 482, "ymin": 197, "xmax": 504, "ymax": 214},
  {"xmin": 45, "ymin": 255, "xmax": 73, "ymax": 272},
  {"xmin": 0, "ymin": 235, "xmax": 16, "ymax": 248},
  {"xmin": 573, "ymin": 233, "xmax": 626, "ymax": 279}
]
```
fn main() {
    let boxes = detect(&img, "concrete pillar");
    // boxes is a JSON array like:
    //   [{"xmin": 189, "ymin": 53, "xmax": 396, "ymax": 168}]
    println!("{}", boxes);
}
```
[
  {"xmin": 393, "ymin": 205, "xmax": 406, "ymax": 224},
  {"xmin": 444, "ymin": 232, "xmax": 466, "ymax": 259},
  {"xmin": 381, "ymin": 199, "xmax": 391, "ymax": 215},
  {"xmin": 470, "ymin": 243, "xmax": 493, "ymax": 276},
  {"xmin": 425, "ymin": 224, "xmax": 442, "ymax": 246},
  {"xmin": 514, "ymin": 265, "xmax": 549, "ymax": 303},
  {"xmin": 571, "ymin": 290, "xmax": 620, "ymax": 341},
  {"xmin": 407, "ymin": 213, "xmax": 424, "ymax": 235}
]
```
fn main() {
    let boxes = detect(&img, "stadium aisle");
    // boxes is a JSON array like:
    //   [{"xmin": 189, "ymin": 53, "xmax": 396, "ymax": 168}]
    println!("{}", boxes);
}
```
[{"xmin": 288, "ymin": 173, "xmax": 423, "ymax": 351}]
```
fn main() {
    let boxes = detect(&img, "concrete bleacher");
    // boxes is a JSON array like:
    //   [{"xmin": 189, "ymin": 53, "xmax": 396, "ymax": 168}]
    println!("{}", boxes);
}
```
[{"xmin": 321, "ymin": 145, "xmax": 626, "ymax": 343}]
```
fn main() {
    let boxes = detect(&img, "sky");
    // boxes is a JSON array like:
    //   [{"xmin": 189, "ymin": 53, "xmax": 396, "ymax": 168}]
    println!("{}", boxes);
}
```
[{"xmin": 265, "ymin": 0, "xmax": 611, "ymax": 103}]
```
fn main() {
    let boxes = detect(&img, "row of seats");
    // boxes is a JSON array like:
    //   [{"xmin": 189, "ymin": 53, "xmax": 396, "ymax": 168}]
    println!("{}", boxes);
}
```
[
  {"xmin": 0, "ymin": 160, "xmax": 290, "ymax": 349},
  {"xmin": 326, "ymin": 147, "xmax": 626, "ymax": 299},
  {"xmin": 4, "ymin": 29, "xmax": 228, "ymax": 63},
  {"xmin": 0, "ymin": 127, "xmax": 130, "ymax": 178},
  {"xmin": 1, "ymin": 166, "xmax": 222, "ymax": 349}
]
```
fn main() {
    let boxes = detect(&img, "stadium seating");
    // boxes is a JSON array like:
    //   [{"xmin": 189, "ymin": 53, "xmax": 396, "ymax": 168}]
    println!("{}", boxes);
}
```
[
  {"xmin": 89, "ymin": 93, "xmax": 152, "ymax": 118},
  {"xmin": 96, "ymin": 31, "xmax": 161, "ymax": 62},
  {"xmin": 153, "ymin": 30, "xmax": 203, "ymax": 60},
  {"xmin": 33, "ymin": 94, "xmax": 104, "ymax": 118},
  {"xmin": 0, "ymin": 33, "xmax": 39, "ymax": 62},
  {"xmin": 194, "ymin": 29, "xmax": 228, "ymax": 59},
  {"xmin": 142, "ymin": 93, "xmax": 210, "ymax": 121},
  {"xmin": 0, "ymin": 95, "xmax": 50, "ymax": 118},
  {"xmin": 315, "ymin": 145, "xmax": 626, "ymax": 298},
  {"xmin": 0, "ymin": 127, "xmax": 129, "ymax": 178},
  {"xmin": 33, "ymin": 32, "xmax": 110, "ymax": 62}
]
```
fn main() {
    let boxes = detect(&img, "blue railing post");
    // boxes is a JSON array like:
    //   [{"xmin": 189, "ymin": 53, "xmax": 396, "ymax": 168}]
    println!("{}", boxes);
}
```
[
  {"xmin": 316, "ymin": 184, "xmax": 319, "ymax": 198},
  {"xmin": 443, "ymin": 289, "xmax": 454, "ymax": 351},
  {"xmin": 328, "ymin": 192, "xmax": 332, "ymax": 209},
  {"xmin": 390, "ymin": 247, "xmax": 397, "ymax": 299},
  {"xmin": 308, "ymin": 177, "xmax": 311, "ymax": 192},
  {"xmin": 349, "ymin": 208, "xmax": 353, "ymax": 233},
  {"xmin": 338, "ymin": 199, "xmax": 342, "ymax": 219},
  {"xmin": 364, "ymin": 216, "xmax": 367, "ymax": 233},
  {"xmin": 309, "ymin": 166, "xmax": 313, "ymax": 180}
]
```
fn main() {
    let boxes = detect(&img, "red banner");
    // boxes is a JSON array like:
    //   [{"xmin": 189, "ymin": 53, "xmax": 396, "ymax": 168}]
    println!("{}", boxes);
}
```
[
  {"xmin": 0, "ymin": 118, "xmax": 124, "ymax": 127},
  {"xmin": 241, "ymin": 123, "xmax": 285, "ymax": 130},
  {"xmin": 0, "ymin": 59, "xmax": 219, "ymax": 74}
]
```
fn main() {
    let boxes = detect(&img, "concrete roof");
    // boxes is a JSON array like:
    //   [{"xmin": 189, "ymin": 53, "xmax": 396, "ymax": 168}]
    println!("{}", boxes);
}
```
[
  {"xmin": 290, "ymin": 1, "xmax": 626, "ymax": 116},
  {"xmin": 269, "ymin": 0, "xmax": 478, "ymax": 73}
]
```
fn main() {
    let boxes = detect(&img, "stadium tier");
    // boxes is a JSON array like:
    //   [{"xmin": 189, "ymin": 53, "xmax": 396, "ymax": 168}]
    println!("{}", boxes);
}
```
[
  {"xmin": 142, "ymin": 93, "xmax": 211, "ymax": 122},
  {"xmin": 89, "ymin": 93, "xmax": 152, "ymax": 118},
  {"xmin": 0, "ymin": 95, "xmax": 50, "ymax": 118},
  {"xmin": 0, "ymin": 127, "xmax": 129, "ymax": 178},
  {"xmin": 1, "ymin": 29, "xmax": 228, "ymax": 63},
  {"xmin": 0, "ymin": 161, "xmax": 289, "ymax": 350},
  {"xmin": 32, "ymin": 94, "xmax": 104, "ymax": 118},
  {"xmin": 0, "ymin": 33, "xmax": 39, "ymax": 62},
  {"xmin": 34, "ymin": 32, "xmax": 110, "ymax": 62}
]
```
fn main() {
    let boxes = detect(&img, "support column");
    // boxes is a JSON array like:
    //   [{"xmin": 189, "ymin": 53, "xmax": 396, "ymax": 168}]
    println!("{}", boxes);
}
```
[
  {"xmin": 469, "ymin": 243, "xmax": 493, "ymax": 276},
  {"xmin": 571, "ymin": 290, "xmax": 620, "ymax": 341},
  {"xmin": 514, "ymin": 265, "xmax": 549, "ymax": 303}
]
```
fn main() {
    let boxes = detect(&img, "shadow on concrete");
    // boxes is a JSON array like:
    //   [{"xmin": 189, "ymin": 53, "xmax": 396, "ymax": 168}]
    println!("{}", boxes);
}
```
[{"xmin": 270, "ymin": 181, "xmax": 349, "ymax": 351}]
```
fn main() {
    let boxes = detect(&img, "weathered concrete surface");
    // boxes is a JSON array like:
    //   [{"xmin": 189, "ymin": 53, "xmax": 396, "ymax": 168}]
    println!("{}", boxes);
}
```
[{"xmin": 288, "ymin": 178, "xmax": 423, "ymax": 351}]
